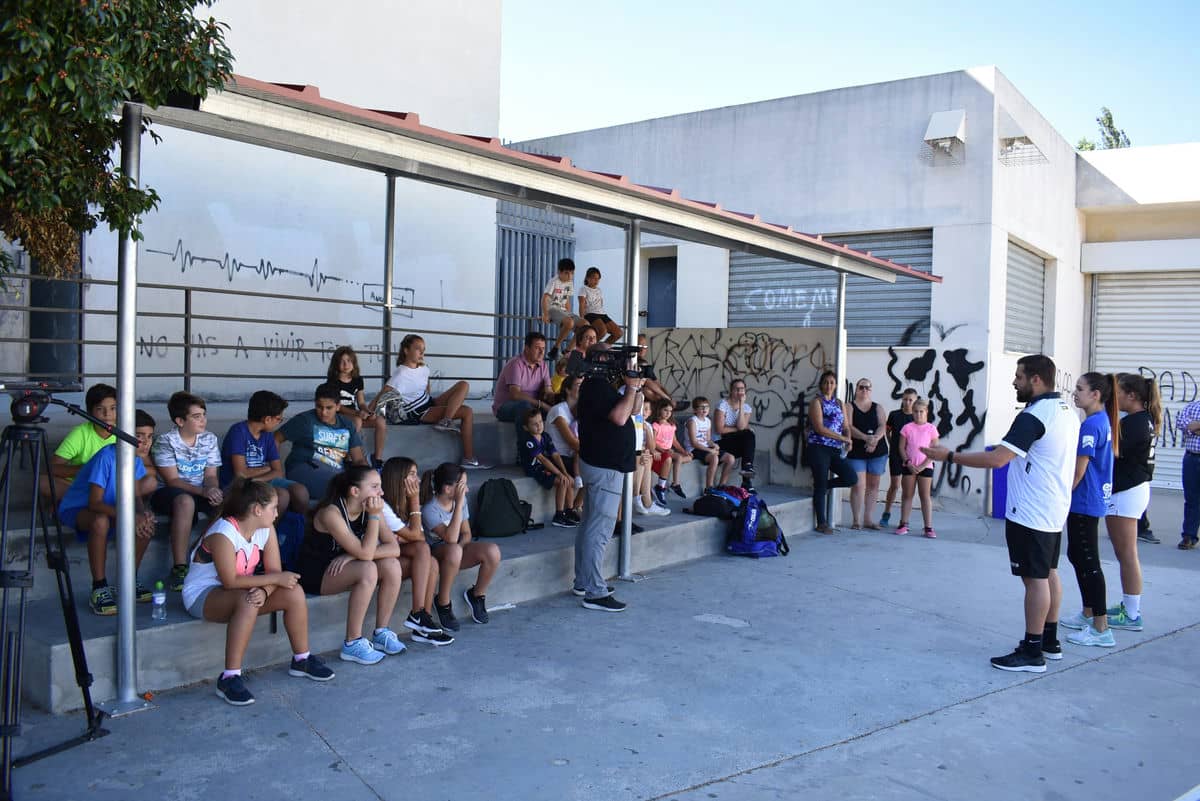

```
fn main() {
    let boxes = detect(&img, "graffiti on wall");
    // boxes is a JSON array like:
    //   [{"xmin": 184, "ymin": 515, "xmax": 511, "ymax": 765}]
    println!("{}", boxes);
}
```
[
  {"xmin": 646, "ymin": 327, "xmax": 830, "ymax": 482},
  {"xmin": 1138, "ymin": 366, "xmax": 1198, "ymax": 448},
  {"xmin": 883, "ymin": 325, "xmax": 987, "ymax": 496}
]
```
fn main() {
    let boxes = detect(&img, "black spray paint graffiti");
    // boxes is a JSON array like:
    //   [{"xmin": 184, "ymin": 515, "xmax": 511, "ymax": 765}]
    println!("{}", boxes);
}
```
[
  {"xmin": 146, "ymin": 239, "xmax": 360, "ymax": 294},
  {"xmin": 1138, "ymin": 366, "xmax": 1198, "ymax": 449},
  {"xmin": 135, "ymin": 331, "xmax": 386, "ymax": 366},
  {"xmin": 886, "ymin": 342, "xmax": 987, "ymax": 496},
  {"xmin": 649, "ymin": 328, "xmax": 828, "ymax": 471}
]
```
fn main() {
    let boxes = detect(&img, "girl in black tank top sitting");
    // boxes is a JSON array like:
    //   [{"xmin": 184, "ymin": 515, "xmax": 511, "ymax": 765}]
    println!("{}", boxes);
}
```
[
  {"xmin": 844, "ymin": 378, "xmax": 888, "ymax": 529},
  {"xmin": 298, "ymin": 465, "xmax": 409, "ymax": 666}
]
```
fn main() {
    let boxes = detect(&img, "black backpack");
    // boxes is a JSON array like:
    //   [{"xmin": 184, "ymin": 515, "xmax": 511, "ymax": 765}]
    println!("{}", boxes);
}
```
[{"xmin": 473, "ymin": 478, "xmax": 540, "ymax": 537}]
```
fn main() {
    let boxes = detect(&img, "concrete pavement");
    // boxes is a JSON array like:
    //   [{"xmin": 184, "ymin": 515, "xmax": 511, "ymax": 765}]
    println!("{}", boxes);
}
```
[{"xmin": 10, "ymin": 503, "xmax": 1200, "ymax": 801}]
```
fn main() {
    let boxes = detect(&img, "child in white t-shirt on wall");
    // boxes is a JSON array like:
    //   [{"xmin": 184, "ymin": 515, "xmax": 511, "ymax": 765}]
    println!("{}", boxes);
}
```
[
  {"xmin": 577, "ymin": 267, "xmax": 623, "ymax": 344},
  {"xmin": 687, "ymin": 396, "xmax": 735, "ymax": 489},
  {"xmin": 541, "ymin": 257, "xmax": 588, "ymax": 361}
]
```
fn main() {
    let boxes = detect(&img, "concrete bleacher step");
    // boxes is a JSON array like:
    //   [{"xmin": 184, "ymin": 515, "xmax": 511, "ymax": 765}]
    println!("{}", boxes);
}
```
[{"xmin": 22, "ymin": 484, "xmax": 813, "ymax": 713}]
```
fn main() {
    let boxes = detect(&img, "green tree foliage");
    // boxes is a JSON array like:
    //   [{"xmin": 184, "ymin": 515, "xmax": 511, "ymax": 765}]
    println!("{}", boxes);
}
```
[
  {"xmin": 1076, "ymin": 106, "xmax": 1131, "ymax": 152},
  {"xmin": 0, "ymin": 1, "xmax": 233, "ymax": 278}
]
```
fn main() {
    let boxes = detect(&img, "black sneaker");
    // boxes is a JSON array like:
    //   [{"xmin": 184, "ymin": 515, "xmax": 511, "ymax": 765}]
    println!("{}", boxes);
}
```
[
  {"xmin": 1042, "ymin": 641, "xmax": 1063, "ymax": 661},
  {"xmin": 289, "ymin": 654, "xmax": 335, "ymax": 681},
  {"xmin": 652, "ymin": 485, "xmax": 668, "ymax": 506},
  {"xmin": 740, "ymin": 464, "xmax": 756, "ymax": 477},
  {"xmin": 571, "ymin": 584, "xmax": 614, "ymax": 597},
  {"xmin": 614, "ymin": 520, "xmax": 643, "ymax": 537},
  {"xmin": 435, "ymin": 601, "xmax": 460, "ymax": 632},
  {"xmin": 464, "ymin": 587, "xmax": 489, "ymax": 624},
  {"xmin": 215, "ymin": 673, "xmax": 255, "ymax": 705},
  {"xmin": 670, "ymin": 483, "xmax": 686, "ymax": 499},
  {"xmin": 990, "ymin": 644, "xmax": 1046, "ymax": 673},
  {"xmin": 566, "ymin": 509, "xmax": 582, "ymax": 524},
  {"xmin": 1137, "ymin": 529, "xmax": 1161, "ymax": 544},
  {"xmin": 167, "ymin": 564, "xmax": 188, "ymax": 592},
  {"xmin": 1179, "ymin": 537, "xmax": 1199, "ymax": 550},
  {"xmin": 582, "ymin": 594, "xmax": 627, "ymax": 612},
  {"xmin": 404, "ymin": 609, "xmax": 444, "ymax": 636},
  {"xmin": 135, "ymin": 582, "xmax": 153, "ymax": 603},
  {"xmin": 552, "ymin": 511, "xmax": 577, "ymax": 528},
  {"xmin": 411, "ymin": 629, "xmax": 455, "ymax": 646}
]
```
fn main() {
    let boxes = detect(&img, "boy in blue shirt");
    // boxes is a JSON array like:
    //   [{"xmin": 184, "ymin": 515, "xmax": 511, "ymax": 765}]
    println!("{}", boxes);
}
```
[
  {"xmin": 221, "ymin": 390, "xmax": 308, "ymax": 514},
  {"xmin": 59, "ymin": 410, "xmax": 160, "ymax": 616}
]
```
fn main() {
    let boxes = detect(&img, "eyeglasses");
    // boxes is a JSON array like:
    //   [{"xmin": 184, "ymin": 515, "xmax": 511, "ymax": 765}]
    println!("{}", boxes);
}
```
[{"xmin": 857, "ymin": 385, "xmax": 872, "ymax": 391}]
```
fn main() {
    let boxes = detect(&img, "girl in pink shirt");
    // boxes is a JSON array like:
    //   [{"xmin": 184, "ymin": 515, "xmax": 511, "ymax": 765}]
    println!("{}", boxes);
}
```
[
  {"xmin": 898, "ymin": 399, "xmax": 940, "ymax": 538},
  {"xmin": 650, "ymin": 399, "xmax": 693, "ymax": 503}
]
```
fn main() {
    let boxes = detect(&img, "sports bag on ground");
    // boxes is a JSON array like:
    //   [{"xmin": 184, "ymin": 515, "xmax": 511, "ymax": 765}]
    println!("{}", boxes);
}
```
[
  {"xmin": 726, "ymin": 494, "xmax": 789, "ymax": 558},
  {"xmin": 688, "ymin": 485, "xmax": 749, "ymax": 519},
  {"xmin": 473, "ymin": 478, "xmax": 541, "ymax": 537}
]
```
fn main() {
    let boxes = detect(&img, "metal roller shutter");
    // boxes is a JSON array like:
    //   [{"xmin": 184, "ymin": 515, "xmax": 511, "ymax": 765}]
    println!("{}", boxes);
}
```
[
  {"xmin": 1092, "ymin": 271, "xmax": 1200, "ymax": 489},
  {"xmin": 727, "ymin": 229, "xmax": 933, "ymax": 346},
  {"xmin": 1004, "ymin": 242, "xmax": 1045, "ymax": 353}
]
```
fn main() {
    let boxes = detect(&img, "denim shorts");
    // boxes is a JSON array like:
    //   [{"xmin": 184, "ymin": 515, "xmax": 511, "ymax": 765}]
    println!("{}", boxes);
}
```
[{"xmin": 847, "ymin": 455, "xmax": 888, "ymax": 475}]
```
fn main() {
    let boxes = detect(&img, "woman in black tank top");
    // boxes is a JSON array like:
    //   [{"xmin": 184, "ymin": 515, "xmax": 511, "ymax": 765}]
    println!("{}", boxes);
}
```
[
  {"xmin": 844, "ymin": 379, "xmax": 888, "ymax": 529},
  {"xmin": 298, "ymin": 465, "xmax": 409, "ymax": 665}
]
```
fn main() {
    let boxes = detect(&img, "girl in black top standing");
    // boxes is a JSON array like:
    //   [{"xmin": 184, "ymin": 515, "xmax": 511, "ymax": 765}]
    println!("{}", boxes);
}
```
[
  {"xmin": 1104, "ymin": 373, "xmax": 1162, "ymax": 632},
  {"xmin": 880, "ymin": 389, "xmax": 917, "ymax": 527},
  {"xmin": 844, "ymin": 379, "xmax": 888, "ymax": 529}
]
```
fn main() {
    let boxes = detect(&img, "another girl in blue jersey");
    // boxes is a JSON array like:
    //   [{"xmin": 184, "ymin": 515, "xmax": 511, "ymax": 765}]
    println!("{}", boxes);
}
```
[{"xmin": 1061, "ymin": 372, "xmax": 1119, "ymax": 648}]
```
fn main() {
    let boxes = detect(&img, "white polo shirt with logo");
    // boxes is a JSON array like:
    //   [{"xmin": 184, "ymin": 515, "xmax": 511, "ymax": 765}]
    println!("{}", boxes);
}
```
[{"xmin": 999, "ymin": 392, "xmax": 1080, "ymax": 534}]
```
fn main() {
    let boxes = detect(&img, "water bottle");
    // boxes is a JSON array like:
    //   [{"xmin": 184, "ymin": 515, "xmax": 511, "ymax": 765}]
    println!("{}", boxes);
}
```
[{"xmin": 151, "ymin": 581, "xmax": 167, "ymax": 622}]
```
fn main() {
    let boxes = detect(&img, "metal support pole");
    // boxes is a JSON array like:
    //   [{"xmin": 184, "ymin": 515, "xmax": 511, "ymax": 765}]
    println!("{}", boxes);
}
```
[
  {"xmin": 618, "ymin": 220, "xmax": 641, "ymax": 580},
  {"xmin": 102, "ymin": 104, "xmax": 151, "ymax": 716},
  {"xmin": 382, "ymin": 176, "xmax": 396, "ymax": 380},
  {"xmin": 828, "ymin": 271, "xmax": 848, "ymax": 527},
  {"xmin": 182, "ymin": 288, "xmax": 192, "ymax": 392}
]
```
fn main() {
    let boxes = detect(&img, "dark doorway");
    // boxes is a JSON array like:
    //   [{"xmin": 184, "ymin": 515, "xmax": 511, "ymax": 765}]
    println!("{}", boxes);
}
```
[{"xmin": 646, "ymin": 256, "xmax": 677, "ymax": 328}]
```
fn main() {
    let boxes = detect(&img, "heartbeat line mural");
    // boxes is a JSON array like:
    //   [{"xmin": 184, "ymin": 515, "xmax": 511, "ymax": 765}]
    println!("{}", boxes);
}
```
[{"xmin": 146, "ymin": 239, "xmax": 357, "ymax": 293}]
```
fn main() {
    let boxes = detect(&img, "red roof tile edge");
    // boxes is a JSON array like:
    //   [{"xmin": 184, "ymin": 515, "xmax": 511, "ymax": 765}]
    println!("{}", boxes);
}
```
[{"xmin": 221, "ymin": 75, "xmax": 941, "ymax": 284}]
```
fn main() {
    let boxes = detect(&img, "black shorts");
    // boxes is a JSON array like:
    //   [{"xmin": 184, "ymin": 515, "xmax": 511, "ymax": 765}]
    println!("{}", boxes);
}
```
[
  {"xmin": 1005, "ymin": 519, "xmax": 1062, "ymax": 579},
  {"xmin": 692, "ymin": 448, "xmax": 714, "ymax": 461},
  {"xmin": 526, "ymin": 463, "xmax": 557, "ymax": 490},
  {"xmin": 151, "ymin": 486, "xmax": 216, "ymax": 520},
  {"xmin": 392, "ymin": 397, "xmax": 433, "ymax": 426},
  {"xmin": 584, "ymin": 313, "xmax": 613, "ymax": 326},
  {"xmin": 889, "ymin": 453, "xmax": 906, "ymax": 477}
]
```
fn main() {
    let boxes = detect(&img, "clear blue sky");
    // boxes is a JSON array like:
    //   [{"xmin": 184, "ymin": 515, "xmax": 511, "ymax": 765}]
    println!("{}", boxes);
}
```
[{"xmin": 500, "ymin": 0, "xmax": 1200, "ymax": 147}]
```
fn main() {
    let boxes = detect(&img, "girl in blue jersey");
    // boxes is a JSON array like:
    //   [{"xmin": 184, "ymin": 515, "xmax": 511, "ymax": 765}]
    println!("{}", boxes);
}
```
[{"xmin": 1061, "ymin": 373, "xmax": 1119, "ymax": 648}]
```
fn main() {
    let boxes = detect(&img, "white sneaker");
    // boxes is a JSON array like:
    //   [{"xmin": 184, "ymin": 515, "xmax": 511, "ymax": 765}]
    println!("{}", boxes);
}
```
[
  {"xmin": 647, "ymin": 502, "xmax": 670, "ymax": 517},
  {"xmin": 1060, "ymin": 610, "xmax": 1093, "ymax": 631},
  {"xmin": 633, "ymin": 498, "xmax": 651, "ymax": 516},
  {"xmin": 1066, "ymin": 624, "xmax": 1116, "ymax": 648}
]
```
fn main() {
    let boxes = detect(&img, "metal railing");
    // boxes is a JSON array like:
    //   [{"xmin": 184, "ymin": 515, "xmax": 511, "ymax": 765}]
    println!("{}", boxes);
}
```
[{"xmin": 0, "ymin": 272, "xmax": 543, "ymax": 395}]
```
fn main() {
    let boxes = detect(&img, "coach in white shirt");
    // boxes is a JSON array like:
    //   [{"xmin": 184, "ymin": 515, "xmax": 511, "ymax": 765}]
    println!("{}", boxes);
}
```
[{"xmin": 923, "ymin": 354, "xmax": 1079, "ymax": 675}]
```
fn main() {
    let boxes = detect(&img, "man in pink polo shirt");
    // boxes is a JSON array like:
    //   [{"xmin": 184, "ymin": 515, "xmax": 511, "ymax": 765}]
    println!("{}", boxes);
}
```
[{"xmin": 493, "ymin": 331, "xmax": 554, "ymax": 463}]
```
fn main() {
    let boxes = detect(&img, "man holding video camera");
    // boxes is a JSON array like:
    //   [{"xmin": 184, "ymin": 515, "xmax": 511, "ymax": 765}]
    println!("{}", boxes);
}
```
[{"xmin": 574, "ymin": 344, "xmax": 644, "ymax": 612}]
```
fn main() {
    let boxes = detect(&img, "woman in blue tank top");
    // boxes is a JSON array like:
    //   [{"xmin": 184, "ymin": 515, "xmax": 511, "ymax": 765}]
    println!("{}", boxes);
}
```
[{"xmin": 806, "ymin": 371, "xmax": 857, "ymax": 534}]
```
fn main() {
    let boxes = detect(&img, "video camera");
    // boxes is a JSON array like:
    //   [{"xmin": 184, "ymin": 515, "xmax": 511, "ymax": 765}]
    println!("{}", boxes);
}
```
[
  {"xmin": 580, "ymin": 344, "xmax": 643, "ymax": 382},
  {"xmin": 0, "ymin": 380, "xmax": 82, "ymax": 425}
]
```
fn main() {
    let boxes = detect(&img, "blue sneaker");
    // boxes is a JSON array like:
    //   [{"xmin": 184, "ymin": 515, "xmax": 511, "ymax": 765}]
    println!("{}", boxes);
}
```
[
  {"xmin": 371, "ymin": 628, "xmax": 406, "ymax": 656},
  {"xmin": 1066, "ymin": 625, "xmax": 1116, "ymax": 648},
  {"xmin": 1059, "ymin": 610, "xmax": 1092, "ymax": 631},
  {"xmin": 340, "ymin": 637, "xmax": 385, "ymax": 665},
  {"xmin": 1105, "ymin": 604, "xmax": 1143, "ymax": 631}
]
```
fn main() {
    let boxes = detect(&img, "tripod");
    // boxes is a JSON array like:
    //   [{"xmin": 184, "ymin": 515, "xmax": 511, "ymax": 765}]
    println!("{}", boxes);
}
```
[{"xmin": 0, "ymin": 390, "xmax": 129, "ymax": 799}]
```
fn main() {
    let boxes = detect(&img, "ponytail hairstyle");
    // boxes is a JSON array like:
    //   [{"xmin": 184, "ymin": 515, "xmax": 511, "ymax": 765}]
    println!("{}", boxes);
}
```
[
  {"xmin": 380, "ymin": 457, "xmax": 418, "ymax": 512},
  {"xmin": 421, "ymin": 462, "xmax": 464, "ymax": 505},
  {"xmin": 398, "ymin": 334, "xmax": 425, "ymax": 367},
  {"xmin": 315, "ymin": 464, "xmax": 377, "ymax": 512},
  {"xmin": 1079, "ymin": 372, "xmax": 1121, "ymax": 458},
  {"xmin": 327, "ymin": 346, "xmax": 360, "ymax": 382},
  {"xmin": 1117, "ymin": 373, "xmax": 1163, "ymax": 436},
  {"xmin": 220, "ymin": 477, "xmax": 276, "ymax": 520}
]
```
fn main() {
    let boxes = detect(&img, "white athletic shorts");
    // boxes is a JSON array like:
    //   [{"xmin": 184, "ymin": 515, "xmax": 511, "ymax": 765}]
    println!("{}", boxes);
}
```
[{"xmin": 1106, "ymin": 481, "xmax": 1150, "ymax": 519}]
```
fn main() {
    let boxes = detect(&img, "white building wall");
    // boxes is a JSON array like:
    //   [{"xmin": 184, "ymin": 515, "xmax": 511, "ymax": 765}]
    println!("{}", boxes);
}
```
[
  {"xmin": 524, "ymin": 68, "xmax": 1017, "ymax": 510},
  {"xmin": 82, "ymin": 1, "xmax": 502, "ymax": 400}
]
